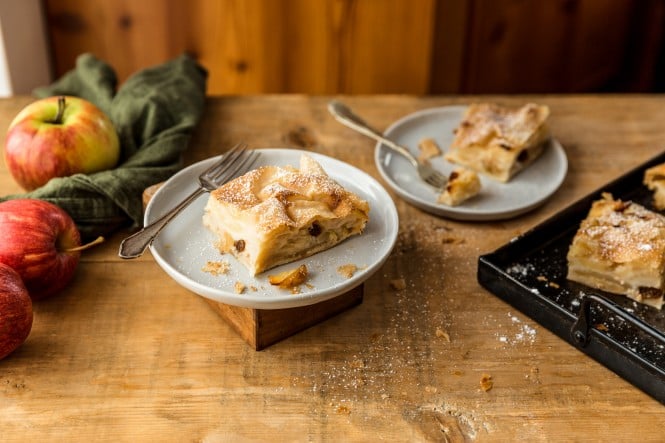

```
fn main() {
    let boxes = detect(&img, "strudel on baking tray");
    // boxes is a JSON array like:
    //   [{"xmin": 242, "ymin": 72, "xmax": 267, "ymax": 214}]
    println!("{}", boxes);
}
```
[
  {"xmin": 567, "ymin": 193, "xmax": 665, "ymax": 309},
  {"xmin": 643, "ymin": 162, "xmax": 665, "ymax": 211},
  {"xmin": 445, "ymin": 103, "xmax": 551, "ymax": 182},
  {"xmin": 202, "ymin": 154, "xmax": 370, "ymax": 276}
]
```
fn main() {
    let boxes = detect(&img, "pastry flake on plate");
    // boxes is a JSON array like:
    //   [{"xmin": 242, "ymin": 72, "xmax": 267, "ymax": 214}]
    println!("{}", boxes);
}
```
[
  {"xmin": 202, "ymin": 154, "xmax": 370, "ymax": 275},
  {"xmin": 417, "ymin": 137, "xmax": 442, "ymax": 163},
  {"xmin": 445, "ymin": 103, "xmax": 551, "ymax": 182},
  {"xmin": 437, "ymin": 167, "xmax": 481, "ymax": 206},
  {"xmin": 567, "ymin": 193, "xmax": 665, "ymax": 309}
]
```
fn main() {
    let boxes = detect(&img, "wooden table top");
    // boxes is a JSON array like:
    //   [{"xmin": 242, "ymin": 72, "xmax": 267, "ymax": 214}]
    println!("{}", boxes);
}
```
[{"xmin": 1, "ymin": 95, "xmax": 663, "ymax": 441}]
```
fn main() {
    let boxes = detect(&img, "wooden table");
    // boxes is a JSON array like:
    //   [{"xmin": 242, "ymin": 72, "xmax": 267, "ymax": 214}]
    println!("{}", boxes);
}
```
[{"xmin": 1, "ymin": 95, "xmax": 663, "ymax": 441}]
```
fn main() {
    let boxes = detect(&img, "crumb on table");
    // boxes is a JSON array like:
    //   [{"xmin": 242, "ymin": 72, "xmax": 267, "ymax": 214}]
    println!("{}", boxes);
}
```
[
  {"xmin": 390, "ymin": 278, "xmax": 407, "ymax": 290},
  {"xmin": 435, "ymin": 327, "xmax": 451, "ymax": 342},
  {"xmin": 480, "ymin": 374, "xmax": 493, "ymax": 392}
]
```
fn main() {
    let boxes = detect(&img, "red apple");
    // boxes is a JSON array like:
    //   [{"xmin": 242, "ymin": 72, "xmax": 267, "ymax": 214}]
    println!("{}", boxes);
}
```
[
  {"xmin": 0, "ymin": 199, "xmax": 86, "ymax": 300},
  {"xmin": 0, "ymin": 263, "xmax": 33, "ymax": 360},
  {"xmin": 4, "ymin": 95, "xmax": 120, "ymax": 190}
]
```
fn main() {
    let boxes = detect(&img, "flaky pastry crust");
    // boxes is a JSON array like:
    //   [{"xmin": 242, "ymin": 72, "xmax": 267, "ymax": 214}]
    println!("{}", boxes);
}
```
[
  {"xmin": 445, "ymin": 103, "xmax": 550, "ymax": 182},
  {"xmin": 203, "ymin": 154, "xmax": 370, "ymax": 275}
]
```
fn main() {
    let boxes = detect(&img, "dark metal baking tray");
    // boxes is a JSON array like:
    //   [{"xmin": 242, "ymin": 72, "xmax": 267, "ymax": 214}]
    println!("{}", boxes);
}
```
[{"xmin": 478, "ymin": 150, "xmax": 665, "ymax": 404}]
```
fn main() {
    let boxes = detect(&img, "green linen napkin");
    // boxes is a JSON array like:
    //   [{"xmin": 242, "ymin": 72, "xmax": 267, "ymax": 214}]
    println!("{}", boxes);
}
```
[{"xmin": 1, "ymin": 53, "xmax": 208, "ymax": 240}]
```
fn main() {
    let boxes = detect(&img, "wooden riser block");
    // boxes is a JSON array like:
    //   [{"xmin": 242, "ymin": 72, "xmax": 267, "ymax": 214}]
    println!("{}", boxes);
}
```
[{"xmin": 205, "ymin": 284, "xmax": 364, "ymax": 350}]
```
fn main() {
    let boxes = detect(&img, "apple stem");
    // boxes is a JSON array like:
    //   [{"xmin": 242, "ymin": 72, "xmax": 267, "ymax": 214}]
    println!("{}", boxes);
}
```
[
  {"xmin": 64, "ymin": 236, "xmax": 105, "ymax": 253},
  {"xmin": 52, "ymin": 96, "xmax": 66, "ymax": 124}
]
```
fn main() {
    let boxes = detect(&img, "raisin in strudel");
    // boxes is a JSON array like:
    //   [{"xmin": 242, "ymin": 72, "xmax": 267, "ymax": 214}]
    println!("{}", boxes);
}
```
[
  {"xmin": 202, "ymin": 154, "xmax": 370, "ymax": 275},
  {"xmin": 445, "ymin": 103, "xmax": 551, "ymax": 182},
  {"xmin": 567, "ymin": 193, "xmax": 665, "ymax": 309}
]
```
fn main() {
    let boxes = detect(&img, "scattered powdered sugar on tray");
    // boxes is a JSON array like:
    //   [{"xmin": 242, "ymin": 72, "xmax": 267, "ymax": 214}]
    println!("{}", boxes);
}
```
[{"xmin": 505, "ymin": 262, "xmax": 536, "ymax": 278}]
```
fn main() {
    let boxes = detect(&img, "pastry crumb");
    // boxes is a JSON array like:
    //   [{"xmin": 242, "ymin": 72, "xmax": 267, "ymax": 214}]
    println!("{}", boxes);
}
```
[
  {"xmin": 390, "ymin": 278, "xmax": 407, "ymax": 290},
  {"xmin": 269, "ymin": 264, "xmax": 308, "ymax": 289},
  {"xmin": 202, "ymin": 260, "xmax": 231, "ymax": 276},
  {"xmin": 442, "ymin": 236, "xmax": 465, "ymax": 245},
  {"xmin": 418, "ymin": 137, "xmax": 442, "ymax": 163},
  {"xmin": 480, "ymin": 374, "xmax": 493, "ymax": 392},
  {"xmin": 537, "ymin": 274, "xmax": 561, "ymax": 289},
  {"xmin": 234, "ymin": 281, "xmax": 246, "ymax": 294},
  {"xmin": 435, "ymin": 328, "xmax": 451, "ymax": 342},
  {"xmin": 437, "ymin": 167, "xmax": 481, "ymax": 206},
  {"xmin": 336, "ymin": 405, "xmax": 351, "ymax": 415},
  {"xmin": 337, "ymin": 264, "xmax": 358, "ymax": 278}
]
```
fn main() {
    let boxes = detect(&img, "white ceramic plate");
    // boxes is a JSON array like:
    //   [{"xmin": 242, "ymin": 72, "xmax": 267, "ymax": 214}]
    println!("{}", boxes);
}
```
[
  {"xmin": 146, "ymin": 148, "xmax": 399, "ymax": 309},
  {"xmin": 374, "ymin": 106, "xmax": 568, "ymax": 220}
]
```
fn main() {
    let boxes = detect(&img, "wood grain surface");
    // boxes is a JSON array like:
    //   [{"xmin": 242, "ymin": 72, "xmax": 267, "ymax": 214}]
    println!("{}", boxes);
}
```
[
  {"xmin": 1, "ymin": 95, "xmax": 663, "ymax": 441},
  {"xmin": 43, "ymin": 0, "xmax": 663, "ymax": 94}
]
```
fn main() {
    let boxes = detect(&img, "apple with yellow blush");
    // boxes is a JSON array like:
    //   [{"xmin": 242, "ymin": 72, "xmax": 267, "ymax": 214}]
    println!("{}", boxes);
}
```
[{"xmin": 4, "ymin": 95, "xmax": 120, "ymax": 191}]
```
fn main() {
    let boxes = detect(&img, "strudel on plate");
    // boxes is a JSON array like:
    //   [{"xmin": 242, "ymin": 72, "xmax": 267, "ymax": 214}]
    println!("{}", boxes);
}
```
[
  {"xmin": 566, "ymin": 193, "xmax": 665, "ymax": 309},
  {"xmin": 202, "ymin": 154, "xmax": 370, "ymax": 275},
  {"xmin": 445, "ymin": 103, "xmax": 551, "ymax": 182}
]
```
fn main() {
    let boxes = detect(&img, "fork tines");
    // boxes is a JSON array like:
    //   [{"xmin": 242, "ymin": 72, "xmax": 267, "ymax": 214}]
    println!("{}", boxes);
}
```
[{"xmin": 199, "ymin": 142, "xmax": 259, "ymax": 190}]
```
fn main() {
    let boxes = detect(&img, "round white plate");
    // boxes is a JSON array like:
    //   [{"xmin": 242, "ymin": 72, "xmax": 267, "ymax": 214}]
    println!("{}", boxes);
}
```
[
  {"xmin": 145, "ymin": 148, "xmax": 399, "ymax": 310},
  {"xmin": 374, "ymin": 106, "xmax": 568, "ymax": 220}
]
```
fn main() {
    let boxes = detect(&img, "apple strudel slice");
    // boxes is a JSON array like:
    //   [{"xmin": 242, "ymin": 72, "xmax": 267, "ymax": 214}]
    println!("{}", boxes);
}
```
[
  {"xmin": 445, "ymin": 103, "xmax": 551, "ymax": 182},
  {"xmin": 566, "ymin": 193, "xmax": 665, "ymax": 309},
  {"xmin": 202, "ymin": 154, "xmax": 370, "ymax": 275}
]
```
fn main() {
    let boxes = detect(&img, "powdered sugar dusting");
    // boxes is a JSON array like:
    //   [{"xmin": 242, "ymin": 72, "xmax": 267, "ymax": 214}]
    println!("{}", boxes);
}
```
[
  {"xmin": 289, "ymin": 218, "xmax": 499, "ymax": 440},
  {"xmin": 496, "ymin": 312, "xmax": 538, "ymax": 345}
]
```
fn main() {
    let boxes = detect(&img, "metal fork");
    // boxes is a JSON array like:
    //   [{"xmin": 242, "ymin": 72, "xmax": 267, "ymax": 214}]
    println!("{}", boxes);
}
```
[
  {"xmin": 328, "ymin": 100, "xmax": 448, "ymax": 189},
  {"xmin": 118, "ymin": 142, "xmax": 259, "ymax": 259}
]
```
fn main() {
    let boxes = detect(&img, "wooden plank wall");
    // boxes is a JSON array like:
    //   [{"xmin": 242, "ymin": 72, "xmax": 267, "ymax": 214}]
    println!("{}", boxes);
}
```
[{"xmin": 43, "ymin": 0, "xmax": 664, "ymax": 95}]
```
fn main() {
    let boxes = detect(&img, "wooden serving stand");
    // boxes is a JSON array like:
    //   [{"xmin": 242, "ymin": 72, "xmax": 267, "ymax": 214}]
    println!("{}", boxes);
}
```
[
  {"xmin": 143, "ymin": 183, "xmax": 364, "ymax": 350},
  {"xmin": 205, "ymin": 285, "xmax": 364, "ymax": 350}
]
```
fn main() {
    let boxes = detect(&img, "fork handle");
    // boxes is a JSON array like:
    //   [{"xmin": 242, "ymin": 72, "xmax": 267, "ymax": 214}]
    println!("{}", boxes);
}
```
[
  {"xmin": 328, "ymin": 101, "xmax": 419, "ymax": 168},
  {"xmin": 118, "ymin": 187, "xmax": 205, "ymax": 259}
]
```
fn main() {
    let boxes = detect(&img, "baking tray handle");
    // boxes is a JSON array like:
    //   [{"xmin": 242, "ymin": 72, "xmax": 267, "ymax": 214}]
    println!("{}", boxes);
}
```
[{"xmin": 571, "ymin": 293, "xmax": 665, "ymax": 374}]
